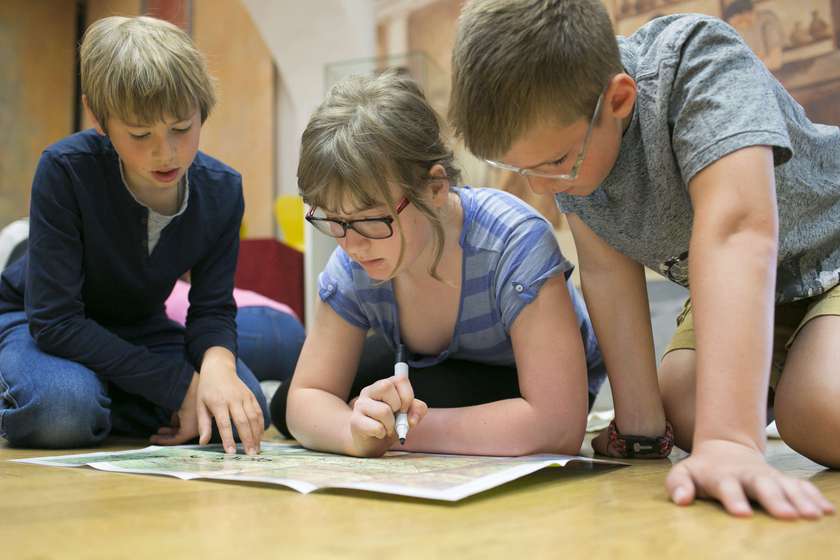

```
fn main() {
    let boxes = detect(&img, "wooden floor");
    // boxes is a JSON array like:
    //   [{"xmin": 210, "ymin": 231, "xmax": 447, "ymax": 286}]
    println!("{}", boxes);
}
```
[{"xmin": 2, "ymin": 430, "xmax": 838, "ymax": 560}]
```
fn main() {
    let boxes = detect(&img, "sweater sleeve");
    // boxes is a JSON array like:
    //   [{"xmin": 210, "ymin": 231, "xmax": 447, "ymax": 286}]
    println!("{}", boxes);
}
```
[
  {"xmin": 25, "ymin": 151, "xmax": 194, "ymax": 411},
  {"xmin": 183, "ymin": 181, "xmax": 244, "ymax": 367}
]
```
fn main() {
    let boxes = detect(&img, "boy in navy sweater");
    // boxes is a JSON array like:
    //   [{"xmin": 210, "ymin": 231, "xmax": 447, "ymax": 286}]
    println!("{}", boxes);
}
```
[{"xmin": 0, "ymin": 16, "xmax": 268, "ymax": 455}]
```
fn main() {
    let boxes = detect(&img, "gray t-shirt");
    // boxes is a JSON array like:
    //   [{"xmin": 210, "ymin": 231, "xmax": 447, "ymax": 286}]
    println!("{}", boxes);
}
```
[{"xmin": 555, "ymin": 14, "xmax": 840, "ymax": 303}]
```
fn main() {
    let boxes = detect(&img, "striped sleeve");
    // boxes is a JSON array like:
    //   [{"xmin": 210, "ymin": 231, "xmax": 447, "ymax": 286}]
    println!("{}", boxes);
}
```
[
  {"xmin": 318, "ymin": 248, "xmax": 371, "ymax": 330},
  {"xmin": 495, "ymin": 217, "xmax": 573, "ymax": 331}
]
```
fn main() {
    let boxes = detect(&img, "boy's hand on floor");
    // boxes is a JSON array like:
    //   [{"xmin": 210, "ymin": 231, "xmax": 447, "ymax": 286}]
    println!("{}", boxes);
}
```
[
  {"xmin": 198, "ymin": 353, "xmax": 265, "ymax": 456},
  {"xmin": 666, "ymin": 439, "xmax": 835, "ymax": 519},
  {"xmin": 591, "ymin": 429, "xmax": 610, "ymax": 456},
  {"xmin": 349, "ymin": 376, "xmax": 427, "ymax": 457},
  {"xmin": 151, "ymin": 373, "xmax": 201, "ymax": 446}
]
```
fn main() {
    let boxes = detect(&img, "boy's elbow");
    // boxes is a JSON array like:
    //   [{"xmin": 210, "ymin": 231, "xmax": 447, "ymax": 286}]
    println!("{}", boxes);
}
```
[
  {"xmin": 28, "ymin": 317, "xmax": 68, "ymax": 354},
  {"xmin": 707, "ymin": 203, "xmax": 778, "ymax": 257},
  {"xmin": 720, "ymin": 224, "xmax": 778, "ymax": 269}
]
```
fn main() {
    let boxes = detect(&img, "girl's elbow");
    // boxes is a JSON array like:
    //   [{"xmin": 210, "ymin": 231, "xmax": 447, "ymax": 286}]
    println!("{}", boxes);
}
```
[
  {"xmin": 518, "ymin": 423, "xmax": 585, "ymax": 456},
  {"xmin": 544, "ymin": 430, "xmax": 586, "ymax": 456},
  {"xmin": 539, "ymin": 414, "xmax": 587, "ymax": 455}
]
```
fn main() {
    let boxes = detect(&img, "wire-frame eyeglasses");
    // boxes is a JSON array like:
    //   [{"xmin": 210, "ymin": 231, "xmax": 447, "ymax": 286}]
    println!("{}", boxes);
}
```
[{"xmin": 483, "ymin": 92, "xmax": 604, "ymax": 186}]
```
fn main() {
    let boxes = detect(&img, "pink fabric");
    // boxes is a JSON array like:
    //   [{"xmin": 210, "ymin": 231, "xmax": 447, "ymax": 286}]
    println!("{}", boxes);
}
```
[{"xmin": 165, "ymin": 280, "xmax": 298, "ymax": 325}]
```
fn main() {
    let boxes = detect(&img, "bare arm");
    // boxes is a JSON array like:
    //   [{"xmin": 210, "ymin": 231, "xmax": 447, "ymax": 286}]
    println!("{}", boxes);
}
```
[
  {"xmin": 566, "ymin": 213, "xmax": 666, "ymax": 437},
  {"xmin": 400, "ymin": 275, "xmax": 589, "ymax": 456},
  {"xmin": 687, "ymin": 145, "xmax": 777, "ymax": 450},
  {"xmin": 665, "ymin": 145, "xmax": 832, "ymax": 519},
  {"xmin": 286, "ymin": 300, "xmax": 368, "ymax": 455}
]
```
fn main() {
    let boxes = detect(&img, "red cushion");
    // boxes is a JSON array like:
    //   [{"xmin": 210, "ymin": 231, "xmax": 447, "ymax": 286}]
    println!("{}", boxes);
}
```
[{"xmin": 235, "ymin": 238, "xmax": 304, "ymax": 322}]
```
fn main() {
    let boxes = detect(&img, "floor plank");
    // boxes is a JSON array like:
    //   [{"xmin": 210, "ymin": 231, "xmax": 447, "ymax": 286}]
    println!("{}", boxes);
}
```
[{"xmin": 2, "ymin": 431, "xmax": 837, "ymax": 559}]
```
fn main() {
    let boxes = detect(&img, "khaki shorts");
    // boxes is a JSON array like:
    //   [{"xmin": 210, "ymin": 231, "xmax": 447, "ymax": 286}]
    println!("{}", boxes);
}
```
[{"xmin": 664, "ymin": 283, "xmax": 840, "ymax": 388}]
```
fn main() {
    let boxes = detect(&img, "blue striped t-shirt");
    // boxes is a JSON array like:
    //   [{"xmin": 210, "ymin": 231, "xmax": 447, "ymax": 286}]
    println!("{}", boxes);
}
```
[{"xmin": 319, "ymin": 186, "xmax": 606, "ymax": 395}]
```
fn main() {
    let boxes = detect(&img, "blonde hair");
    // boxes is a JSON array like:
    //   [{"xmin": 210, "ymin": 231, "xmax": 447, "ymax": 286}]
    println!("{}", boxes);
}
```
[
  {"xmin": 298, "ymin": 69, "xmax": 461, "ymax": 280},
  {"xmin": 449, "ymin": 0, "xmax": 623, "ymax": 159},
  {"xmin": 80, "ymin": 16, "xmax": 215, "ymax": 127}
]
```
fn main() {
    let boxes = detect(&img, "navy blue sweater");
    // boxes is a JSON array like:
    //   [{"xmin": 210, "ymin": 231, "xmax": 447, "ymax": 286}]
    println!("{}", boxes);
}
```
[{"xmin": 0, "ymin": 129, "xmax": 244, "ymax": 411}]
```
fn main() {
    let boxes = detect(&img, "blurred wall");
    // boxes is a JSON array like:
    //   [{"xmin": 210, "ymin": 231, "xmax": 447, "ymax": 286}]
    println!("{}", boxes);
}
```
[
  {"xmin": 0, "ymin": 0, "xmax": 77, "ymax": 226},
  {"xmin": 376, "ymin": 0, "xmax": 840, "ymax": 230},
  {"xmin": 242, "ymin": 0, "xmax": 377, "ymax": 323},
  {"xmin": 1, "ymin": 0, "xmax": 276, "ymax": 237},
  {"xmin": 193, "ymin": 1, "xmax": 274, "ymax": 238},
  {"xmin": 378, "ymin": 0, "xmax": 561, "ymax": 226},
  {"xmin": 606, "ymin": 0, "xmax": 840, "ymax": 126}
]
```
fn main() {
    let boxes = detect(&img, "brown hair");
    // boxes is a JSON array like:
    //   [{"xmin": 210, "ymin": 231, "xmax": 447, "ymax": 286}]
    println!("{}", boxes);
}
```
[
  {"xmin": 80, "ymin": 16, "xmax": 216, "ymax": 127},
  {"xmin": 298, "ymin": 69, "xmax": 461, "ymax": 280},
  {"xmin": 449, "ymin": 0, "xmax": 622, "ymax": 159}
]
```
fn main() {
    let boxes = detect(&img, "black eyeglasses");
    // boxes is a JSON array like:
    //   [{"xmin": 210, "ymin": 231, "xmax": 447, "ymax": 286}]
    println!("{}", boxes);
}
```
[{"xmin": 305, "ymin": 197, "xmax": 410, "ymax": 239}]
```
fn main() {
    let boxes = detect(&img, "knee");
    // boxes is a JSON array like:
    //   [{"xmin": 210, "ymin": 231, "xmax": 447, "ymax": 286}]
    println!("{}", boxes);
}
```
[
  {"xmin": 260, "ymin": 395, "xmax": 271, "ymax": 430},
  {"xmin": 658, "ymin": 350, "xmax": 696, "ymax": 451},
  {"xmin": 4, "ymin": 385, "xmax": 110, "ymax": 448},
  {"xmin": 237, "ymin": 308, "xmax": 305, "ymax": 382},
  {"xmin": 775, "ymin": 394, "xmax": 840, "ymax": 468},
  {"xmin": 267, "ymin": 311, "xmax": 305, "ymax": 366},
  {"xmin": 271, "ymin": 311, "xmax": 305, "ymax": 342}
]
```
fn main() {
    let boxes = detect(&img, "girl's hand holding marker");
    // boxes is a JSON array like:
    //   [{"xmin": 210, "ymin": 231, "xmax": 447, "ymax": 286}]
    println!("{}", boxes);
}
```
[{"xmin": 348, "ymin": 345, "xmax": 427, "ymax": 456}]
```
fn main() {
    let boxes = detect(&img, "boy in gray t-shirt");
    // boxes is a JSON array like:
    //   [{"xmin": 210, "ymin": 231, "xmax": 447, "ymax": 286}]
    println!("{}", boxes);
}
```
[{"xmin": 450, "ymin": 0, "xmax": 838, "ymax": 520}]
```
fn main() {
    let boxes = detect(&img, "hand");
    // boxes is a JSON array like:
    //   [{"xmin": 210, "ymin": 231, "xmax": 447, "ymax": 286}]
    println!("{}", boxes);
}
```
[
  {"xmin": 349, "ymin": 376, "xmax": 428, "ymax": 457},
  {"xmin": 195, "ymin": 349, "xmax": 265, "ymax": 455},
  {"xmin": 591, "ymin": 429, "xmax": 610, "ymax": 456},
  {"xmin": 151, "ymin": 373, "xmax": 201, "ymax": 447},
  {"xmin": 666, "ymin": 439, "xmax": 835, "ymax": 519}
]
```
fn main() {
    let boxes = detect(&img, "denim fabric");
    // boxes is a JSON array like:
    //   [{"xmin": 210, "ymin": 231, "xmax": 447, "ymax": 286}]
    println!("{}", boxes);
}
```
[
  {"xmin": 0, "ymin": 311, "xmax": 269, "ymax": 449},
  {"xmin": 0, "ymin": 130, "xmax": 246, "ymax": 409},
  {"xmin": 235, "ymin": 306, "xmax": 304, "ymax": 383}
]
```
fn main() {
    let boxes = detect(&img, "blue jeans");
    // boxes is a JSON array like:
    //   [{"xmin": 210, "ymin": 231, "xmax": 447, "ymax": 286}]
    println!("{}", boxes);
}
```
[
  {"xmin": 0, "ymin": 311, "xmax": 269, "ymax": 448},
  {"xmin": 235, "ymin": 306, "xmax": 304, "ymax": 383}
]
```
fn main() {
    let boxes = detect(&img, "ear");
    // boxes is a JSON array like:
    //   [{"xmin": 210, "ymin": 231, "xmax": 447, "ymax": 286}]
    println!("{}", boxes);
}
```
[
  {"xmin": 427, "ymin": 164, "xmax": 449, "ymax": 206},
  {"xmin": 82, "ymin": 95, "xmax": 107, "ymax": 136},
  {"xmin": 603, "ymin": 73, "xmax": 637, "ymax": 122}
]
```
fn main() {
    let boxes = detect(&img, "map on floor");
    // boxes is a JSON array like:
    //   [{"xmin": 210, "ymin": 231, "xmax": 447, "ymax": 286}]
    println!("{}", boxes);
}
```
[{"xmin": 13, "ymin": 443, "xmax": 625, "ymax": 501}]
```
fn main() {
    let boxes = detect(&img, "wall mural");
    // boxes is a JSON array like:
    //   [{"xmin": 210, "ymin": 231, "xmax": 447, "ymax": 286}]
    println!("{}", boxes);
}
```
[{"xmin": 609, "ymin": 0, "xmax": 840, "ymax": 125}]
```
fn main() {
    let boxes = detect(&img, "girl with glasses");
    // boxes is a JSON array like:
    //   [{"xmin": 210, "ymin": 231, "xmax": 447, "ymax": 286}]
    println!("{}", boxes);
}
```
[{"xmin": 274, "ymin": 70, "xmax": 609, "ymax": 458}]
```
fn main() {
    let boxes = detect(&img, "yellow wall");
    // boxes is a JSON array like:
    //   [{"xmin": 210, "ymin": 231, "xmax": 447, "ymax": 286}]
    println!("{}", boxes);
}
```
[
  {"xmin": 0, "ymin": 0, "xmax": 77, "ymax": 225},
  {"xmin": 193, "ymin": 0, "xmax": 275, "ymax": 238}
]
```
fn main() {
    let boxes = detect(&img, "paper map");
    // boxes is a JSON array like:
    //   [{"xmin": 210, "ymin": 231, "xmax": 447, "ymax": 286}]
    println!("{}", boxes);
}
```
[{"xmin": 14, "ymin": 443, "xmax": 623, "ymax": 501}]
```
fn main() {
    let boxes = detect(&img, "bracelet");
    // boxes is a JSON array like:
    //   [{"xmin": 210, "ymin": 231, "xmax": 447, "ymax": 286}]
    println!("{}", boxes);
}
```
[{"xmin": 605, "ymin": 419, "xmax": 675, "ymax": 458}]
